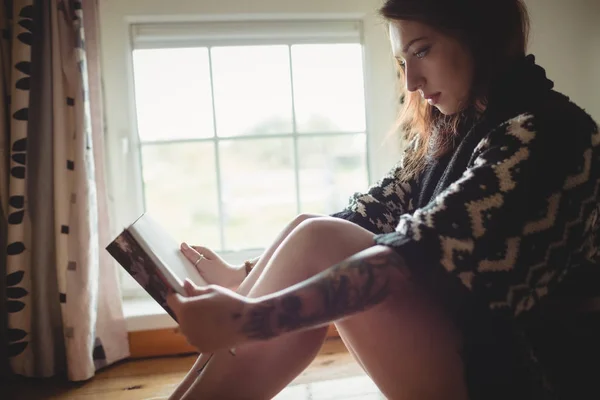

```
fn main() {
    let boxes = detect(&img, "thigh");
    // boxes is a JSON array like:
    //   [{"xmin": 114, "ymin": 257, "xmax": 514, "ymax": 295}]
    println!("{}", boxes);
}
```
[
  {"xmin": 247, "ymin": 217, "xmax": 376, "ymax": 298},
  {"xmin": 336, "ymin": 283, "xmax": 468, "ymax": 400},
  {"xmin": 237, "ymin": 213, "xmax": 324, "ymax": 295},
  {"xmin": 254, "ymin": 217, "xmax": 467, "ymax": 398}
]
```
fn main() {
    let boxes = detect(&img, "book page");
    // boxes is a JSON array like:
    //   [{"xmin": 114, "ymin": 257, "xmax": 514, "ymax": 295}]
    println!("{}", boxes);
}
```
[{"xmin": 129, "ymin": 214, "xmax": 208, "ymax": 294}]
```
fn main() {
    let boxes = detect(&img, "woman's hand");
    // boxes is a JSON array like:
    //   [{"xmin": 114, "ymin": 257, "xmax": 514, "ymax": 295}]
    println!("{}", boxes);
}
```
[
  {"xmin": 180, "ymin": 243, "xmax": 245, "ymax": 290},
  {"xmin": 167, "ymin": 279, "xmax": 250, "ymax": 353}
]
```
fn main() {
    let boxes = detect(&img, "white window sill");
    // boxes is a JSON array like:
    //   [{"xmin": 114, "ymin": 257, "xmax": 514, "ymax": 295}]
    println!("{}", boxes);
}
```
[{"xmin": 122, "ymin": 296, "xmax": 176, "ymax": 332}]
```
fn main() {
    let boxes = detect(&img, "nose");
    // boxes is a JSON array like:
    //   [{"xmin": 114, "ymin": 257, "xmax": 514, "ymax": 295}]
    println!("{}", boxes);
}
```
[{"xmin": 404, "ymin": 63, "xmax": 424, "ymax": 93}]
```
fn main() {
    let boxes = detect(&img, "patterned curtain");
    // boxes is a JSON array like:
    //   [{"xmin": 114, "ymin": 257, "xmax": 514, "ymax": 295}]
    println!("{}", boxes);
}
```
[{"xmin": 0, "ymin": 0, "xmax": 129, "ymax": 381}]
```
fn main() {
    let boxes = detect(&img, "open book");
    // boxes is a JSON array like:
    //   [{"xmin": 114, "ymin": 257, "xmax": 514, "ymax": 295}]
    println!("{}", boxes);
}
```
[{"xmin": 106, "ymin": 213, "xmax": 207, "ymax": 321}]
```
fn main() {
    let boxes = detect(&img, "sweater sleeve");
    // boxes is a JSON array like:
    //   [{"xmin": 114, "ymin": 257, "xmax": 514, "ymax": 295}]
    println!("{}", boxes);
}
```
[
  {"xmin": 375, "ymin": 113, "xmax": 600, "ymax": 317},
  {"xmin": 331, "ymin": 162, "xmax": 418, "ymax": 234}
]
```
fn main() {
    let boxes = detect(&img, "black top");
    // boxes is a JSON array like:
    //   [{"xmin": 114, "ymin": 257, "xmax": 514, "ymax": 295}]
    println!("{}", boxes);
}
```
[{"xmin": 333, "ymin": 55, "xmax": 600, "ymax": 399}]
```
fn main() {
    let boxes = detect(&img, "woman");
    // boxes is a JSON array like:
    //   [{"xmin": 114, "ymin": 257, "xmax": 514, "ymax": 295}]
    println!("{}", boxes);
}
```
[{"xmin": 167, "ymin": 0, "xmax": 600, "ymax": 398}]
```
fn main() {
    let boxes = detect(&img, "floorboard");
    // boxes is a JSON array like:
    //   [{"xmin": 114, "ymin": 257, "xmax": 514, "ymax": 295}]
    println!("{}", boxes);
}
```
[{"xmin": 3, "ymin": 339, "xmax": 382, "ymax": 400}]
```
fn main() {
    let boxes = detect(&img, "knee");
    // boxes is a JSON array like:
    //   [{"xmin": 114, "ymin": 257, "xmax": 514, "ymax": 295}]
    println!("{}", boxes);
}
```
[
  {"xmin": 295, "ymin": 217, "xmax": 340, "ymax": 241},
  {"xmin": 289, "ymin": 217, "xmax": 375, "ymax": 274},
  {"xmin": 290, "ymin": 213, "xmax": 324, "ymax": 229},
  {"xmin": 294, "ymin": 217, "xmax": 364, "ymax": 261},
  {"xmin": 288, "ymin": 218, "xmax": 345, "ymax": 274}
]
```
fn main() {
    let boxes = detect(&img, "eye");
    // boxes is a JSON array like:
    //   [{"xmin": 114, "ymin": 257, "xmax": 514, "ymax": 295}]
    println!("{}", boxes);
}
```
[
  {"xmin": 414, "ymin": 46, "xmax": 430, "ymax": 59},
  {"xmin": 396, "ymin": 58, "xmax": 406, "ymax": 68}
]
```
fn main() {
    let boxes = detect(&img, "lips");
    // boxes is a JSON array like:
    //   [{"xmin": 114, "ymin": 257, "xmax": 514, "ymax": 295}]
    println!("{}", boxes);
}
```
[{"xmin": 424, "ymin": 92, "xmax": 441, "ymax": 105}]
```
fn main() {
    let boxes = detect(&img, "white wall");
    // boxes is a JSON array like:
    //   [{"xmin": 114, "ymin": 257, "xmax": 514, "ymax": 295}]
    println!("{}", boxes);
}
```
[
  {"xmin": 589, "ymin": 2, "xmax": 600, "ymax": 121},
  {"xmin": 594, "ymin": 33, "xmax": 600, "ymax": 121},
  {"xmin": 525, "ymin": 0, "xmax": 600, "ymax": 121}
]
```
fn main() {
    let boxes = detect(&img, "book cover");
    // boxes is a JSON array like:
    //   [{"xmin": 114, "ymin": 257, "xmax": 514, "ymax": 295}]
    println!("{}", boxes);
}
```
[
  {"xmin": 106, "ymin": 228, "xmax": 179, "ymax": 321},
  {"xmin": 107, "ymin": 213, "xmax": 238, "ymax": 356}
]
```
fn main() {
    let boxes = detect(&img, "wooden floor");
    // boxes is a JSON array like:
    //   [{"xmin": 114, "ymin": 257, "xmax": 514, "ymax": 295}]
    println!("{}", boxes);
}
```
[{"xmin": 3, "ymin": 338, "xmax": 385, "ymax": 400}]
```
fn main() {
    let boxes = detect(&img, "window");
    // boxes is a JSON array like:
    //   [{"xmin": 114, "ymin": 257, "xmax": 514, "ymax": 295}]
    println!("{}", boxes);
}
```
[{"xmin": 118, "ymin": 20, "xmax": 374, "ymax": 297}]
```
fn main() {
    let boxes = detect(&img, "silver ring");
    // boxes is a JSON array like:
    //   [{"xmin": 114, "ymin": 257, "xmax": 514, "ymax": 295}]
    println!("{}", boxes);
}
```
[{"xmin": 194, "ymin": 254, "xmax": 206, "ymax": 266}]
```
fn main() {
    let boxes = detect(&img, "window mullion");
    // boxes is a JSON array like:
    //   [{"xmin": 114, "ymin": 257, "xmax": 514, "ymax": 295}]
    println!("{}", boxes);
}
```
[
  {"xmin": 140, "ymin": 130, "xmax": 363, "ymax": 146},
  {"xmin": 208, "ymin": 47, "xmax": 227, "ymax": 251},
  {"xmin": 137, "ymin": 142, "xmax": 148, "ymax": 214},
  {"xmin": 288, "ymin": 45, "xmax": 302, "ymax": 215}
]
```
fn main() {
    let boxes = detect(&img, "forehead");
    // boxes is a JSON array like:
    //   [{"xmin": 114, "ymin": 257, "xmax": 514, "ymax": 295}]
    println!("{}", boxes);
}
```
[{"xmin": 388, "ymin": 20, "xmax": 436, "ymax": 55}]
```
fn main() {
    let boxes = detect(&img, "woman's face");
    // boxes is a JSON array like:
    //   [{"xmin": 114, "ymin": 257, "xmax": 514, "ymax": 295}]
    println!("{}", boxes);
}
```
[{"xmin": 388, "ymin": 20, "xmax": 475, "ymax": 115}]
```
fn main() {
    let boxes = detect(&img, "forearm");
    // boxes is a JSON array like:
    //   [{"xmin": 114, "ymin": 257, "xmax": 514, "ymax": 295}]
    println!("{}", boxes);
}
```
[{"xmin": 238, "ymin": 245, "xmax": 410, "ymax": 341}]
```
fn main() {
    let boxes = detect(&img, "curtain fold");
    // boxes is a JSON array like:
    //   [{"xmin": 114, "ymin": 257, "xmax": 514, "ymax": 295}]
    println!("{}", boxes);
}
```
[
  {"xmin": 82, "ymin": 0, "xmax": 130, "ymax": 372},
  {"xmin": 29, "ymin": 0, "xmax": 64, "ymax": 377},
  {"xmin": 0, "ymin": 0, "xmax": 11, "ymax": 380},
  {"xmin": 1, "ymin": 0, "xmax": 129, "ymax": 381}
]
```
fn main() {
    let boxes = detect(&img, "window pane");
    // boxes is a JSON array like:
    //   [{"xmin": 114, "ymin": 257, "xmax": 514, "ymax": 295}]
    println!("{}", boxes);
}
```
[
  {"xmin": 132, "ymin": 48, "xmax": 214, "ymax": 142},
  {"xmin": 292, "ymin": 44, "xmax": 366, "ymax": 133},
  {"xmin": 141, "ymin": 142, "xmax": 221, "ymax": 250},
  {"xmin": 298, "ymin": 134, "xmax": 368, "ymax": 214},
  {"xmin": 219, "ymin": 138, "xmax": 297, "ymax": 249},
  {"xmin": 211, "ymin": 46, "xmax": 293, "ymax": 137}
]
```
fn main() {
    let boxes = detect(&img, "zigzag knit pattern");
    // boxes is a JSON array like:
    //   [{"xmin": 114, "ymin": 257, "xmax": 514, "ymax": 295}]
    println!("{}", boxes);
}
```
[{"xmin": 339, "ymin": 110, "xmax": 600, "ymax": 318}]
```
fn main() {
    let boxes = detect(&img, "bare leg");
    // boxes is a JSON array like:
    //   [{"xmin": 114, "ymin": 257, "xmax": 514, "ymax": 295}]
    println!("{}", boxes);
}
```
[
  {"xmin": 180, "ymin": 217, "xmax": 372, "ymax": 399},
  {"xmin": 169, "ymin": 214, "xmax": 323, "ymax": 400},
  {"xmin": 181, "ymin": 217, "xmax": 468, "ymax": 399},
  {"xmin": 334, "ymin": 282, "xmax": 467, "ymax": 399}
]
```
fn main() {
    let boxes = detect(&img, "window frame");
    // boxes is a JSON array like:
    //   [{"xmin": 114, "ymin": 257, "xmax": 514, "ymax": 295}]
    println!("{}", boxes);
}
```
[
  {"xmin": 132, "ymin": 22, "xmax": 370, "ymax": 251},
  {"xmin": 99, "ymin": 1, "xmax": 401, "ymax": 301}
]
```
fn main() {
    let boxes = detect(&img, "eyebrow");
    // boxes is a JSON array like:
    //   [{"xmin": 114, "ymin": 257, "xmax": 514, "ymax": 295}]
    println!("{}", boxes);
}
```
[{"xmin": 402, "ymin": 36, "xmax": 428, "ymax": 53}]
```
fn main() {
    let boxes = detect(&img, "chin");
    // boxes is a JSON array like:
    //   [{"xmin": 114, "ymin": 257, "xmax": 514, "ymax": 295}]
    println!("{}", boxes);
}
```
[
  {"xmin": 434, "ymin": 105, "xmax": 451, "ymax": 115},
  {"xmin": 434, "ymin": 103, "xmax": 460, "ymax": 116}
]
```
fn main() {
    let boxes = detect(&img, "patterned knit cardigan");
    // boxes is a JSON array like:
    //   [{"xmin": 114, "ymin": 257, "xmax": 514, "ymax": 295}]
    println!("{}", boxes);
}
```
[{"xmin": 333, "ymin": 55, "xmax": 600, "ymax": 398}]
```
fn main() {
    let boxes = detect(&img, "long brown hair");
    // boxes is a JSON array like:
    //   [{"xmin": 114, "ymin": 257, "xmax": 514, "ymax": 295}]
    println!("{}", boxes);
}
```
[{"xmin": 380, "ymin": 0, "xmax": 530, "ymax": 178}]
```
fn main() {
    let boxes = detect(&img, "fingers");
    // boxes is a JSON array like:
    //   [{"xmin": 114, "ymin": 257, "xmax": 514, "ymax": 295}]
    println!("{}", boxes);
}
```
[
  {"xmin": 180, "ymin": 243, "xmax": 205, "ymax": 265},
  {"xmin": 168, "ymin": 281, "xmax": 214, "ymax": 315},
  {"xmin": 190, "ymin": 244, "xmax": 219, "ymax": 260},
  {"xmin": 183, "ymin": 278, "xmax": 213, "ymax": 297},
  {"xmin": 184, "ymin": 278, "xmax": 196, "ymax": 296},
  {"xmin": 166, "ymin": 292, "xmax": 185, "ymax": 317},
  {"xmin": 169, "ymin": 284, "xmax": 211, "ymax": 302},
  {"xmin": 180, "ymin": 242, "xmax": 220, "ymax": 262}
]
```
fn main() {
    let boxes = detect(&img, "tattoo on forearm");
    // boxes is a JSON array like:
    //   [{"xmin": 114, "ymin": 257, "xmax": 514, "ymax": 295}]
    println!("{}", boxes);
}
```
[
  {"xmin": 242, "ymin": 301, "xmax": 277, "ymax": 340},
  {"xmin": 240, "ymin": 249, "xmax": 405, "ymax": 340},
  {"xmin": 278, "ymin": 296, "xmax": 303, "ymax": 329}
]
